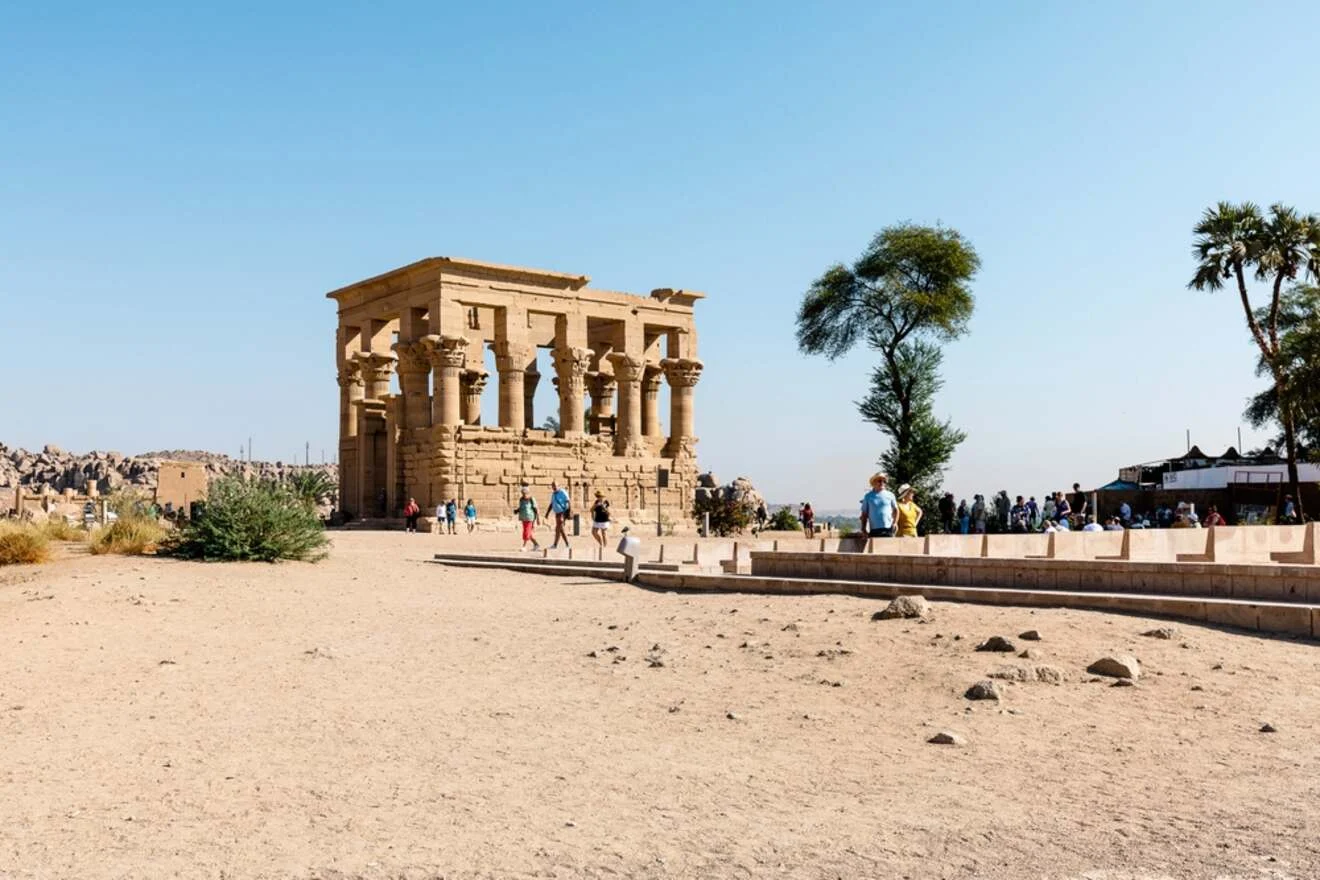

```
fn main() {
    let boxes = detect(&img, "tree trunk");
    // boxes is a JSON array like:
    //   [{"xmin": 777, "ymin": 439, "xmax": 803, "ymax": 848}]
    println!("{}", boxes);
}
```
[{"xmin": 1282, "ymin": 405, "xmax": 1304, "ymax": 520}]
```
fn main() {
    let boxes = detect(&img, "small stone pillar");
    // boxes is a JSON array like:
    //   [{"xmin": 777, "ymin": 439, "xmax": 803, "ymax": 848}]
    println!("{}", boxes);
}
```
[
  {"xmin": 641, "ymin": 363, "xmax": 663, "ymax": 438},
  {"xmin": 662, "ymin": 357, "xmax": 703, "ymax": 458},
  {"xmin": 553, "ymin": 346, "xmax": 594, "ymax": 436},
  {"xmin": 608, "ymin": 353, "xmax": 646, "ymax": 456},
  {"xmin": 495, "ymin": 341, "xmax": 533, "ymax": 431},
  {"xmin": 588, "ymin": 372, "xmax": 617, "ymax": 434},
  {"xmin": 429, "ymin": 336, "xmax": 469, "ymax": 427},
  {"xmin": 337, "ymin": 359, "xmax": 364, "ymax": 439},
  {"xmin": 461, "ymin": 369, "xmax": 488, "ymax": 426},
  {"xmin": 393, "ymin": 339, "xmax": 433, "ymax": 430}
]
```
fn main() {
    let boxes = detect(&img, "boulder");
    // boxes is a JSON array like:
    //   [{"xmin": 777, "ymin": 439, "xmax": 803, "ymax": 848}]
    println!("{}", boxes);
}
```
[
  {"xmin": 1141, "ymin": 627, "xmax": 1177, "ymax": 640},
  {"xmin": 927, "ymin": 731, "xmax": 966, "ymax": 746},
  {"xmin": 976, "ymin": 636, "xmax": 1017, "ymax": 653},
  {"xmin": 964, "ymin": 680, "xmax": 1002, "ymax": 701},
  {"xmin": 1018, "ymin": 630, "xmax": 1042, "ymax": 641},
  {"xmin": 872, "ymin": 595, "xmax": 931, "ymax": 621},
  {"xmin": 1087, "ymin": 654, "xmax": 1141, "ymax": 680}
]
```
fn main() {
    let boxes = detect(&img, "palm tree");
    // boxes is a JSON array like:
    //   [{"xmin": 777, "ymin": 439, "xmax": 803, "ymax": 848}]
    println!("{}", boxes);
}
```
[{"xmin": 1190, "ymin": 202, "xmax": 1320, "ymax": 515}]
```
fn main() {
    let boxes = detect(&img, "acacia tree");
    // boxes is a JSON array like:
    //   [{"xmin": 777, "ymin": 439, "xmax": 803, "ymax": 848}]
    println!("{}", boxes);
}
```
[
  {"xmin": 1189, "ymin": 203, "xmax": 1320, "ymax": 514},
  {"xmin": 796, "ymin": 224, "xmax": 980, "ymax": 498}
]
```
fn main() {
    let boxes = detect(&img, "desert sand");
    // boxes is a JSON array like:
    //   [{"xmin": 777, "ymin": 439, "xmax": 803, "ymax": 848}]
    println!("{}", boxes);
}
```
[{"xmin": 2, "ymin": 530, "xmax": 1319, "ymax": 879}]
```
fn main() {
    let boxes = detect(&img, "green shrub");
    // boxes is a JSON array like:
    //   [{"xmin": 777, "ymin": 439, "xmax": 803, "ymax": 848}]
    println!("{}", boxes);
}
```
[
  {"xmin": 0, "ymin": 522, "xmax": 51, "ymax": 565},
  {"xmin": 171, "ymin": 477, "xmax": 329, "ymax": 562},
  {"xmin": 90, "ymin": 517, "xmax": 167, "ymax": 556},
  {"xmin": 105, "ymin": 487, "xmax": 154, "ymax": 519},
  {"xmin": 285, "ymin": 470, "xmax": 336, "ymax": 506},
  {"xmin": 692, "ymin": 492, "xmax": 754, "ymax": 537},
  {"xmin": 767, "ymin": 508, "xmax": 802, "ymax": 531}
]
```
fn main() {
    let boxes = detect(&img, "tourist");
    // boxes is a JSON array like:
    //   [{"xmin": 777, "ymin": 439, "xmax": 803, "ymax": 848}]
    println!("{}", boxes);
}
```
[
  {"xmin": 859, "ymin": 473, "xmax": 898, "ymax": 538},
  {"xmin": 800, "ymin": 502, "xmax": 815, "ymax": 537},
  {"xmin": 1042, "ymin": 519, "xmax": 1058, "ymax": 533},
  {"xmin": 1054, "ymin": 491, "xmax": 1071, "ymax": 524},
  {"xmin": 1156, "ymin": 504, "xmax": 1174, "ymax": 529},
  {"xmin": 756, "ymin": 501, "xmax": 769, "ymax": 533},
  {"xmin": 1282, "ymin": 494, "xmax": 1298, "ymax": 524},
  {"xmin": 1072, "ymin": 483, "xmax": 1088, "ymax": 519},
  {"xmin": 895, "ymin": 484, "xmax": 922, "ymax": 537},
  {"xmin": 1025, "ymin": 496, "xmax": 1040, "ymax": 528},
  {"xmin": 464, "ymin": 498, "xmax": 477, "ymax": 533},
  {"xmin": 549, "ymin": 481, "xmax": 572, "ymax": 549},
  {"xmin": 515, "ymin": 486, "xmax": 540, "ymax": 551},
  {"xmin": 1081, "ymin": 515, "xmax": 1103, "ymax": 532},
  {"xmin": 938, "ymin": 492, "xmax": 956, "ymax": 534},
  {"xmin": 1203, "ymin": 505, "xmax": 1226, "ymax": 527},
  {"xmin": 445, "ymin": 498, "xmax": 458, "ymax": 535},
  {"xmin": 971, "ymin": 494, "xmax": 987, "ymax": 534},
  {"xmin": 1103, "ymin": 517, "xmax": 1124, "ymax": 531},
  {"xmin": 403, "ymin": 497, "xmax": 420, "ymax": 533},
  {"xmin": 1055, "ymin": 515, "xmax": 1071, "ymax": 531},
  {"xmin": 590, "ymin": 490, "xmax": 611, "ymax": 548},
  {"xmin": 1119, "ymin": 500, "xmax": 1132, "ymax": 526},
  {"xmin": 1042, "ymin": 494, "xmax": 1057, "ymax": 523},
  {"xmin": 1010, "ymin": 495, "xmax": 1028, "ymax": 533},
  {"xmin": 957, "ymin": 499, "xmax": 970, "ymax": 534}
]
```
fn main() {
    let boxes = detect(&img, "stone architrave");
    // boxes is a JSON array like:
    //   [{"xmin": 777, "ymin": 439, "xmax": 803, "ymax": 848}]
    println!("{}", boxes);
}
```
[
  {"xmin": 461, "ymin": 369, "xmax": 489, "ymax": 426},
  {"xmin": 427, "ymin": 335, "xmax": 469, "ymax": 427},
  {"xmin": 355, "ymin": 351, "xmax": 397, "ymax": 400},
  {"xmin": 587, "ymin": 372, "xmax": 617, "ymax": 435},
  {"xmin": 393, "ymin": 339, "xmax": 433, "ymax": 430},
  {"xmin": 608, "ymin": 353, "xmax": 646, "ymax": 456},
  {"xmin": 641, "ymin": 363, "xmax": 663, "ymax": 438},
  {"xmin": 661, "ymin": 357, "xmax": 703, "ymax": 458},
  {"xmin": 494, "ymin": 341, "xmax": 534, "ymax": 431},
  {"xmin": 553, "ymin": 346, "xmax": 594, "ymax": 436}
]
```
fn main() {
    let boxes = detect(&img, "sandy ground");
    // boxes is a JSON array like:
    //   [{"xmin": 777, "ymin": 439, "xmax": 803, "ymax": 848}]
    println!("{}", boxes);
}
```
[{"xmin": 2, "ymin": 531, "xmax": 1319, "ymax": 879}]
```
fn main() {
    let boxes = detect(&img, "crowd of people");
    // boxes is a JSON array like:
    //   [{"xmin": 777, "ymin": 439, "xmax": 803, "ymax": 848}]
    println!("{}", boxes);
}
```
[{"xmin": 399, "ymin": 482, "xmax": 617, "ymax": 552}]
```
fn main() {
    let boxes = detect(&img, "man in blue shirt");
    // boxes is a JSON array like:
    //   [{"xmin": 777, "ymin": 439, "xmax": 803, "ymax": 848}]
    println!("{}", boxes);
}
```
[
  {"xmin": 859, "ymin": 472, "xmax": 898, "ymax": 538},
  {"xmin": 549, "ymin": 481, "xmax": 572, "ymax": 548}
]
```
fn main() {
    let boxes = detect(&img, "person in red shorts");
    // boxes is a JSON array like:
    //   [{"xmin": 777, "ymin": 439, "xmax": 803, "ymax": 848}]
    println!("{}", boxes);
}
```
[{"xmin": 515, "ymin": 486, "xmax": 540, "ymax": 551}]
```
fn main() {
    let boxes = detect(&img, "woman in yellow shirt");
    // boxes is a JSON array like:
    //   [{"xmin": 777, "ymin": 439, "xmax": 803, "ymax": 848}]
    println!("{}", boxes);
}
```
[{"xmin": 895, "ymin": 484, "xmax": 922, "ymax": 537}]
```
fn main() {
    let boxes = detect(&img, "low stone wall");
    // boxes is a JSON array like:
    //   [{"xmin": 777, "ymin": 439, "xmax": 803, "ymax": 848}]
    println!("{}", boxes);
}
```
[{"xmin": 749, "ymin": 551, "xmax": 1320, "ymax": 605}]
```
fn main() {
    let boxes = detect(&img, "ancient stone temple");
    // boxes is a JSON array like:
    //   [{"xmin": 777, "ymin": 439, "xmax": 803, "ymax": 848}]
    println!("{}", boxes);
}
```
[{"xmin": 328, "ymin": 257, "xmax": 704, "ymax": 524}]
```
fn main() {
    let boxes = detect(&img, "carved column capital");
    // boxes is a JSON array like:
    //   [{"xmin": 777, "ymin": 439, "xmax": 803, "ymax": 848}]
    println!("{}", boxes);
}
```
[
  {"xmin": 337, "ymin": 359, "xmax": 364, "ymax": 388},
  {"xmin": 354, "ymin": 351, "xmax": 397, "ymax": 386},
  {"xmin": 607, "ymin": 352, "xmax": 646, "ymax": 383},
  {"xmin": 428, "ymin": 335, "xmax": 470, "ymax": 370},
  {"xmin": 661, "ymin": 357, "xmax": 704, "ymax": 388},
  {"xmin": 587, "ymin": 371, "xmax": 618, "ymax": 398},
  {"xmin": 393, "ymin": 339, "xmax": 432, "ymax": 375},
  {"xmin": 642, "ymin": 363, "xmax": 664, "ymax": 393},
  {"xmin": 494, "ymin": 341, "xmax": 535, "ymax": 373},
  {"xmin": 553, "ymin": 346, "xmax": 595, "ymax": 380},
  {"xmin": 462, "ymin": 369, "xmax": 489, "ymax": 396}
]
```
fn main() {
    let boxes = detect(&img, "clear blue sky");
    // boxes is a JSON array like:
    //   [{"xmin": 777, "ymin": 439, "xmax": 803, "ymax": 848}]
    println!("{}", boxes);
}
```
[{"xmin": 4, "ymin": 1, "xmax": 1318, "ymax": 510}]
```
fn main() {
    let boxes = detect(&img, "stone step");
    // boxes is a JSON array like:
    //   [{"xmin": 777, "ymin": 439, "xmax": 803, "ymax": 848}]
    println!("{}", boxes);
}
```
[
  {"xmin": 427, "ymin": 558, "xmax": 626, "ymax": 580},
  {"xmin": 431, "ymin": 552, "xmax": 680, "ymax": 573}
]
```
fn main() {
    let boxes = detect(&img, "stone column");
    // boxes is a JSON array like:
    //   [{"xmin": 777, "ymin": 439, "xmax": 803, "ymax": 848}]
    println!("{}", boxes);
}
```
[
  {"xmin": 662, "ymin": 357, "xmax": 703, "ymax": 458},
  {"xmin": 641, "ymin": 364, "xmax": 663, "ymax": 438},
  {"xmin": 494, "ymin": 342, "xmax": 534, "ymax": 431},
  {"xmin": 553, "ymin": 346, "xmax": 593, "ymax": 436},
  {"xmin": 461, "ymin": 369, "xmax": 488, "ymax": 426},
  {"xmin": 524, "ymin": 363, "xmax": 540, "ymax": 430},
  {"xmin": 427, "ymin": 335, "xmax": 469, "ymax": 427},
  {"xmin": 337, "ymin": 359, "xmax": 364, "ymax": 440},
  {"xmin": 356, "ymin": 351, "xmax": 396, "ymax": 400},
  {"xmin": 587, "ymin": 372, "xmax": 617, "ymax": 434},
  {"xmin": 607, "ymin": 353, "xmax": 646, "ymax": 456},
  {"xmin": 393, "ymin": 339, "xmax": 433, "ymax": 430}
]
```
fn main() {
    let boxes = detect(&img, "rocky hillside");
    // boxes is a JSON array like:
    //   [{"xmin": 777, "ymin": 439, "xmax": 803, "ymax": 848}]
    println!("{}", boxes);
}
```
[{"xmin": 0, "ymin": 443, "xmax": 338, "ymax": 499}]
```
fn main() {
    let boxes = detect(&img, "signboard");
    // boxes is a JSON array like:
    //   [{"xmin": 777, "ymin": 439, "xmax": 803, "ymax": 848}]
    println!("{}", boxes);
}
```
[{"xmin": 656, "ymin": 468, "xmax": 670, "ymax": 489}]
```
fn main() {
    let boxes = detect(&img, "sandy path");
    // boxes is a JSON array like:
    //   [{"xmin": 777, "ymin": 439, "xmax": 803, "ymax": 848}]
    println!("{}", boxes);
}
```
[{"xmin": 1, "ymin": 531, "xmax": 1318, "ymax": 879}]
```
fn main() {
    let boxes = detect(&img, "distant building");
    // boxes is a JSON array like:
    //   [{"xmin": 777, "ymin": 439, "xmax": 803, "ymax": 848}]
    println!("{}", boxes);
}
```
[{"xmin": 155, "ymin": 461, "xmax": 208, "ymax": 512}]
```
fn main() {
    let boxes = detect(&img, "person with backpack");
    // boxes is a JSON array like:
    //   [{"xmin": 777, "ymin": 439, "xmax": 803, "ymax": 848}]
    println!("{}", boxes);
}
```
[
  {"xmin": 402, "ymin": 497, "xmax": 420, "ymax": 533},
  {"xmin": 549, "ymin": 481, "xmax": 572, "ymax": 549},
  {"xmin": 590, "ymin": 491, "xmax": 611, "ymax": 549},
  {"xmin": 515, "ymin": 486, "xmax": 540, "ymax": 551},
  {"xmin": 445, "ymin": 498, "xmax": 458, "ymax": 535}
]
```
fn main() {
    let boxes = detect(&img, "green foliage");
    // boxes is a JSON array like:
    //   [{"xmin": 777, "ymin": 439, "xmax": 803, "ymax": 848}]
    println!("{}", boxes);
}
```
[
  {"xmin": 767, "ymin": 507, "xmax": 802, "ymax": 531},
  {"xmin": 798, "ymin": 223, "xmax": 978, "ymax": 494},
  {"xmin": 692, "ymin": 492, "xmax": 754, "ymax": 537},
  {"xmin": 171, "ymin": 476, "xmax": 329, "ymax": 562},
  {"xmin": 0, "ymin": 522, "xmax": 51, "ymax": 565},
  {"xmin": 1246, "ymin": 285, "xmax": 1320, "ymax": 458},
  {"xmin": 90, "ymin": 517, "xmax": 167, "ymax": 556},
  {"xmin": 286, "ymin": 470, "xmax": 336, "ymax": 505}
]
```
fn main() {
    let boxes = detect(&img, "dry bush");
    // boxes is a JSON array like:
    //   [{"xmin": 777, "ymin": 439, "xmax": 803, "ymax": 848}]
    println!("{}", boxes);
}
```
[
  {"xmin": 0, "ymin": 522, "xmax": 52, "ymax": 565},
  {"xmin": 41, "ymin": 517, "xmax": 87, "ymax": 542},
  {"xmin": 90, "ymin": 517, "xmax": 167, "ymax": 556}
]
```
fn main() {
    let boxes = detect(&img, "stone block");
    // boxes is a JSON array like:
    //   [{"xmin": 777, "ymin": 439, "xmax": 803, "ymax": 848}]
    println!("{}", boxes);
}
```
[
  {"xmin": 1206, "ymin": 527, "xmax": 1275, "ymax": 564},
  {"xmin": 1257, "ymin": 604, "xmax": 1313, "ymax": 637},
  {"xmin": 923, "ymin": 534, "xmax": 985, "ymax": 558},
  {"xmin": 985, "ymin": 533, "xmax": 1048, "ymax": 558},
  {"xmin": 1205, "ymin": 602, "xmax": 1259, "ymax": 631}
]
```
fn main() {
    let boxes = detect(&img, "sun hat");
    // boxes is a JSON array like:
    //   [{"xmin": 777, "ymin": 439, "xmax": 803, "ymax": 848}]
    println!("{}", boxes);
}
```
[
  {"xmin": 870, "ymin": 472, "xmax": 888, "ymax": 486},
  {"xmin": 897, "ymin": 483, "xmax": 912, "ymax": 497}
]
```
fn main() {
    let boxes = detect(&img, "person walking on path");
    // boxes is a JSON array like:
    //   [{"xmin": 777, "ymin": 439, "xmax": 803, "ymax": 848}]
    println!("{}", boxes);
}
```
[
  {"xmin": 515, "ymin": 487, "xmax": 540, "ymax": 551},
  {"xmin": 860, "ymin": 473, "xmax": 898, "ymax": 538},
  {"xmin": 434, "ymin": 500, "xmax": 445, "ymax": 534},
  {"xmin": 403, "ymin": 497, "xmax": 420, "ymax": 533},
  {"xmin": 895, "ymin": 484, "xmax": 922, "ymax": 537},
  {"xmin": 549, "ymin": 481, "xmax": 572, "ymax": 549},
  {"xmin": 800, "ymin": 502, "xmax": 815, "ymax": 538},
  {"xmin": 590, "ymin": 491, "xmax": 611, "ymax": 549},
  {"xmin": 464, "ymin": 499, "xmax": 477, "ymax": 533},
  {"xmin": 445, "ymin": 498, "xmax": 458, "ymax": 535},
  {"xmin": 971, "ymin": 494, "xmax": 987, "ymax": 534}
]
